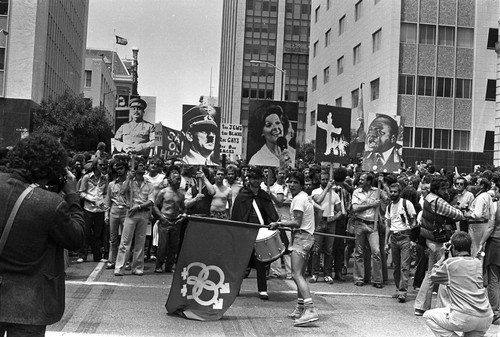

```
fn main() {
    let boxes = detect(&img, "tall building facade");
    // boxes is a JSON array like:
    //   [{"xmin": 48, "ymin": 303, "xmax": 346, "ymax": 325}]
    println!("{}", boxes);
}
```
[
  {"xmin": 219, "ymin": 0, "xmax": 310, "ymax": 159},
  {"xmin": 0, "ymin": 0, "xmax": 89, "ymax": 146},
  {"xmin": 307, "ymin": 0, "xmax": 499, "ymax": 172}
]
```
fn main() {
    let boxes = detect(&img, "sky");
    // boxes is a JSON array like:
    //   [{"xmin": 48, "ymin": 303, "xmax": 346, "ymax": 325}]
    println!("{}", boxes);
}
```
[{"xmin": 86, "ymin": 0, "xmax": 223, "ymax": 130}]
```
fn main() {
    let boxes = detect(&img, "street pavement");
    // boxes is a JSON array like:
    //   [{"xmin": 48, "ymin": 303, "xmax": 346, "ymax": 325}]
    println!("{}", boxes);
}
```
[{"xmin": 46, "ymin": 258, "xmax": 500, "ymax": 337}]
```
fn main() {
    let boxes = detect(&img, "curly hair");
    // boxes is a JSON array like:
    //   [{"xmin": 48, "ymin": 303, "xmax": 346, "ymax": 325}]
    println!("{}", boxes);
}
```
[
  {"xmin": 8, "ymin": 133, "xmax": 68, "ymax": 182},
  {"xmin": 249, "ymin": 104, "xmax": 289, "ymax": 147}
]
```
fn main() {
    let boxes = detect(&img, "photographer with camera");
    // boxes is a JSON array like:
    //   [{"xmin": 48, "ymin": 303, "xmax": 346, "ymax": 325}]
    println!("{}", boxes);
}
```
[
  {"xmin": 423, "ymin": 232, "xmax": 493, "ymax": 336},
  {"xmin": 0, "ymin": 134, "xmax": 85, "ymax": 336}
]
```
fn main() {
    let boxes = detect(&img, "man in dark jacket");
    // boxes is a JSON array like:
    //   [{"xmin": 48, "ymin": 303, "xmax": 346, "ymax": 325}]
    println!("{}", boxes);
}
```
[
  {"xmin": 231, "ymin": 166, "xmax": 279, "ymax": 300},
  {"xmin": 0, "ymin": 134, "xmax": 85, "ymax": 336}
]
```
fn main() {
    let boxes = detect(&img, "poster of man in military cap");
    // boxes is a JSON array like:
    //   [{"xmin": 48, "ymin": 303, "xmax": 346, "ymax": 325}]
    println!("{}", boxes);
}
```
[
  {"xmin": 180, "ymin": 104, "xmax": 221, "ymax": 165},
  {"xmin": 112, "ymin": 97, "xmax": 155, "ymax": 157}
]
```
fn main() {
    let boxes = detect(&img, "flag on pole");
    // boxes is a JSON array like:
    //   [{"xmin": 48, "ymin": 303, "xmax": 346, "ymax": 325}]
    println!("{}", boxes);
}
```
[
  {"xmin": 115, "ymin": 35, "xmax": 128, "ymax": 45},
  {"xmin": 166, "ymin": 216, "xmax": 259, "ymax": 321}
]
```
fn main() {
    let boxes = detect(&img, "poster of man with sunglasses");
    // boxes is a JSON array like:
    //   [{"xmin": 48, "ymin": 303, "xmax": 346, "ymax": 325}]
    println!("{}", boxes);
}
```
[{"xmin": 362, "ymin": 113, "xmax": 403, "ymax": 173}]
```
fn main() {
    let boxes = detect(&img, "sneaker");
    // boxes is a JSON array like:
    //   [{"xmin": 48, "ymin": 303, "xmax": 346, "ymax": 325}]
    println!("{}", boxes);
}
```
[
  {"xmin": 373, "ymin": 283, "xmax": 383, "ymax": 289},
  {"xmin": 287, "ymin": 305, "xmax": 304, "ymax": 319},
  {"xmin": 294, "ymin": 307, "xmax": 319, "ymax": 326},
  {"xmin": 258, "ymin": 291, "xmax": 269, "ymax": 300},
  {"xmin": 324, "ymin": 276, "xmax": 334, "ymax": 284},
  {"xmin": 150, "ymin": 255, "xmax": 157, "ymax": 262},
  {"xmin": 309, "ymin": 275, "xmax": 318, "ymax": 283},
  {"xmin": 154, "ymin": 267, "xmax": 163, "ymax": 273},
  {"xmin": 105, "ymin": 263, "xmax": 115, "ymax": 269},
  {"xmin": 76, "ymin": 258, "xmax": 85, "ymax": 263},
  {"xmin": 132, "ymin": 271, "xmax": 144, "ymax": 276},
  {"xmin": 398, "ymin": 294, "xmax": 406, "ymax": 303},
  {"xmin": 414, "ymin": 309, "xmax": 426, "ymax": 316}
]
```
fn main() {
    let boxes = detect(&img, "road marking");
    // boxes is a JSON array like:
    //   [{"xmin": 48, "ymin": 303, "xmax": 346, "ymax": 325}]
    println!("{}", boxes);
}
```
[
  {"xmin": 85, "ymin": 262, "xmax": 105, "ymax": 283},
  {"xmin": 47, "ymin": 333, "xmax": 127, "ymax": 337},
  {"xmin": 66, "ymin": 280, "xmax": 170, "ymax": 289}
]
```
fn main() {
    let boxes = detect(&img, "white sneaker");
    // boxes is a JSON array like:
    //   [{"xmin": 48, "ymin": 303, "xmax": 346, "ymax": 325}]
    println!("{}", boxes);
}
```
[
  {"xmin": 294, "ymin": 307, "xmax": 319, "ymax": 326},
  {"xmin": 76, "ymin": 258, "xmax": 85, "ymax": 263}
]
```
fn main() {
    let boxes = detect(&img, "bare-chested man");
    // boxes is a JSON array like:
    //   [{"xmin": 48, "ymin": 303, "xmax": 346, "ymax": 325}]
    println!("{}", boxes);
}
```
[
  {"xmin": 153, "ymin": 166, "xmax": 186, "ymax": 273},
  {"xmin": 211, "ymin": 168, "xmax": 232, "ymax": 219},
  {"xmin": 224, "ymin": 164, "xmax": 243, "ymax": 204}
]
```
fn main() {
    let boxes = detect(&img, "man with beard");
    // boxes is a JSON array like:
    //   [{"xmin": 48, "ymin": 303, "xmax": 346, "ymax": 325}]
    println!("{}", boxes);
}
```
[
  {"xmin": 153, "ymin": 166, "xmax": 186, "ymax": 273},
  {"xmin": 384, "ymin": 183, "xmax": 416, "ymax": 303},
  {"xmin": 224, "ymin": 164, "xmax": 243, "ymax": 204},
  {"xmin": 362, "ymin": 114, "xmax": 402, "ymax": 173},
  {"xmin": 181, "ymin": 105, "xmax": 219, "ymax": 165},
  {"xmin": 414, "ymin": 176, "xmax": 464, "ymax": 316},
  {"xmin": 113, "ymin": 98, "xmax": 155, "ymax": 157}
]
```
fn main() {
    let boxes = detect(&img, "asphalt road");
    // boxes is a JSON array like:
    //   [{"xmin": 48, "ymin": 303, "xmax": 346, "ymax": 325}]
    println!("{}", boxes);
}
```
[{"xmin": 46, "ymin": 258, "xmax": 500, "ymax": 337}]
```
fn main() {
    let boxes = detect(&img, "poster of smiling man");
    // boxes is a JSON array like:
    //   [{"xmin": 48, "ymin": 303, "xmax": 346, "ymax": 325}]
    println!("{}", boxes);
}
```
[
  {"xmin": 181, "ymin": 104, "xmax": 221, "ymax": 165},
  {"xmin": 247, "ymin": 100, "xmax": 298, "ymax": 168},
  {"xmin": 315, "ymin": 105, "xmax": 351, "ymax": 164},
  {"xmin": 362, "ymin": 113, "xmax": 403, "ymax": 173}
]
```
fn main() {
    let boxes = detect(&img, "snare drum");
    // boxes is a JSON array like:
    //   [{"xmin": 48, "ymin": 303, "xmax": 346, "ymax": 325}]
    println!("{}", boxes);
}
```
[{"xmin": 254, "ymin": 228, "xmax": 285, "ymax": 262}]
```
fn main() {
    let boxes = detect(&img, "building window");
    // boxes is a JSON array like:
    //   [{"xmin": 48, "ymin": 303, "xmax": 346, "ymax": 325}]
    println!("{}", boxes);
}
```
[
  {"xmin": 438, "ymin": 26, "xmax": 455, "ymax": 46},
  {"xmin": 457, "ymin": 28, "xmax": 474, "ymax": 48},
  {"xmin": 0, "ymin": 47, "xmax": 5, "ymax": 70},
  {"xmin": 352, "ymin": 89, "xmax": 359, "ymax": 108},
  {"xmin": 312, "ymin": 76, "xmax": 317, "ymax": 91},
  {"xmin": 315, "ymin": 5, "xmax": 320, "ymax": 23},
  {"xmin": 0, "ymin": 0, "xmax": 8, "ymax": 15},
  {"xmin": 455, "ymin": 78, "xmax": 472, "ymax": 99},
  {"xmin": 399, "ymin": 75, "xmax": 415, "ymax": 95},
  {"xmin": 415, "ymin": 127, "xmax": 432, "ymax": 148},
  {"xmin": 353, "ymin": 43, "xmax": 361, "ymax": 65},
  {"xmin": 434, "ymin": 129, "xmax": 451, "ymax": 149},
  {"xmin": 336, "ymin": 97, "xmax": 342, "ymax": 106},
  {"xmin": 355, "ymin": 1, "xmax": 362, "ymax": 21},
  {"xmin": 419, "ymin": 24, "xmax": 436, "ymax": 45},
  {"xmin": 313, "ymin": 40, "xmax": 318, "ymax": 57},
  {"xmin": 370, "ymin": 78, "xmax": 380, "ymax": 101},
  {"xmin": 327, "ymin": 0, "xmax": 330, "ymax": 10},
  {"xmin": 310, "ymin": 110, "xmax": 316, "ymax": 126},
  {"xmin": 486, "ymin": 79, "xmax": 496, "ymax": 101},
  {"xmin": 372, "ymin": 28, "xmax": 382, "ymax": 52},
  {"xmin": 487, "ymin": 28, "xmax": 498, "ymax": 50},
  {"xmin": 339, "ymin": 15, "xmax": 346, "ymax": 36},
  {"xmin": 85, "ymin": 70, "xmax": 92, "ymax": 87},
  {"xmin": 418, "ymin": 76, "xmax": 434, "ymax": 96},
  {"xmin": 323, "ymin": 67, "xmax": 330, "ymax": 84},
  {"xmin": 453, "ymin": 130, "xmax": 470, "ymax": 150},
  {"xmin": 403, "ymin": 127, "xmax": 413, "ymax": 147},
  {"xmin": 436, "ymin": 77, "xmax": 453, "ymax": 97},
  {"xmin": 337, "ymin": 56, "xmax": 344, "ymax": 75},
  {"xmin": 400, "ymin": 23, "xmax": 417, "ymax": 43},
  {"xmin": 484, "ymin": 131, "xmax": 494, "ymax": 152},
  {"xmin": 325, "ymin": 29, "xmax": 331, "ymax": 47}
]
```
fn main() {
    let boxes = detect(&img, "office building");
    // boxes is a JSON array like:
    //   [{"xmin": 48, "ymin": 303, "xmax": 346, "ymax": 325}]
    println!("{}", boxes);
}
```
[
  {"xmin": 219, "ymin": 0, "xmax": 310, "ymax": 159},
  {"xmin": 0, "ymin": 0, "xmax": 89, "ymax": 146},
  {"xmin": 307, "ymin": 0, "xmax": 499, "ymax": 171}
]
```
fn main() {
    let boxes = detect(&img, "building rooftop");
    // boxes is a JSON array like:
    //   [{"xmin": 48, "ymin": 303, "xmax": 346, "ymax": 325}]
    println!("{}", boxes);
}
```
[{"xmin": 86, "ymin": 49, "xmax": 130, "ymax": 76}]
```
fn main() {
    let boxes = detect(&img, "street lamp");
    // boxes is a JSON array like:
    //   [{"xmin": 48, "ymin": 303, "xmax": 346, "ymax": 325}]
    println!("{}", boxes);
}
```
[{"xmin": 249, "ymin": 60, "xmax": 286, "ymax": 101}]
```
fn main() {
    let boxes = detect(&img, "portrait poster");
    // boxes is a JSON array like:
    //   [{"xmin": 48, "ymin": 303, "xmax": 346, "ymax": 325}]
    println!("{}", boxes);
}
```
[
  {"xmin": 315, "ymin": 105, "xmax": 351, "ymax": 164},
  {"xmin": 180, "ymin": 104, "xmax": 221, "ymax": 165},
  {"xmin": 220, "ymin": 123, "xmax": 242, "ymax": 161},
  {"xmin": 361, "ymin": 113, "xmax": 404, "ymax": 173},
  {"xmin": 247, "ymin": 100, "xmax": 298, "ymax": 168}
]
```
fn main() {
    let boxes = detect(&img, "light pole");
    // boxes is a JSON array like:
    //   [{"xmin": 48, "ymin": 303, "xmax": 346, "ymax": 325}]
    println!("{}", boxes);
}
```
[{"xmin": 249, "ymin": 60, "xmax": 286, "ymax": 101}]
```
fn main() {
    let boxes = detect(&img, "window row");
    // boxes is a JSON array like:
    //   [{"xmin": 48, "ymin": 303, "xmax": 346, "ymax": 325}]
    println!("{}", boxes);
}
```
[
  {"xmin": 315, "ymin": 0, "xmax": 367, "ymax": 25},
  {"xmin": 403, "ymin": 127, "xmax": 469, "ymax": 150},
  {"xmin": 400, "ymin": 23, "xmax": 474, "ymax": 48},
  {"xmin": 399, "ymin": 75, "xmax": 473, "ymax": 99}
]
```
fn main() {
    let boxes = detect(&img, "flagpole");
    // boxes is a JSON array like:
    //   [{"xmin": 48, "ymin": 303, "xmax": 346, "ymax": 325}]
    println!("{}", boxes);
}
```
[{"xmin": 111, "ymin": 29, "xmax": 116, "ymax": 77}]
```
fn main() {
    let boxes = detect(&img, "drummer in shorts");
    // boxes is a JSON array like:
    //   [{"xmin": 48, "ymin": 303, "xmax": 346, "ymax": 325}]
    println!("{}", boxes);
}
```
[{"xmin": 270, "ymin": 171, "xmax": 318, "ymax": 326}]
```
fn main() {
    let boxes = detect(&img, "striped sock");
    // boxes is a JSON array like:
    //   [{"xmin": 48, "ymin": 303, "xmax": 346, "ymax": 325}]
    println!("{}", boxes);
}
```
[{"xmin": 304, "ymin": 298, "xmax": 313, "ymax": 308}]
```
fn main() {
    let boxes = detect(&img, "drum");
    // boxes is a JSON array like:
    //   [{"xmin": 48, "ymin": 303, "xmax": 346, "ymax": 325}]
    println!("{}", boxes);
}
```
[{"xmin": 254, "ymin": 228, "xmax": 285, "ymax": 262}]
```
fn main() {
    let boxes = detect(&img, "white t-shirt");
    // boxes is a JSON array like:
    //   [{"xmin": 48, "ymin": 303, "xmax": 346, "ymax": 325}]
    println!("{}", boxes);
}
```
[
  {"xmin": 311, "ymin": 186, "xmax": 340, "ymax": 217},
  {"xmin": 291, "ymin": 191, "xmax": 315, "ymax": 235},
  {"xmin": 385, "ymin": 198, "xmax": 416, "ymax": 232}
]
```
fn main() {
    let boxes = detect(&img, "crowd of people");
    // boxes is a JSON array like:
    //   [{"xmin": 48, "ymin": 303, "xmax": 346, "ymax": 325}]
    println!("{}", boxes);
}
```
[{"xmin": 2, "ymin": 138, "xmax": 500, "ymax": 332}]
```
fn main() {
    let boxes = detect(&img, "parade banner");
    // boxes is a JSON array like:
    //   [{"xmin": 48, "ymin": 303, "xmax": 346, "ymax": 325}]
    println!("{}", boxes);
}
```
[
  {"xmin": 154, "ymin": 123, "xmax": 182, "ymax": 158},
  {"xmin": 166, "ymin": 217, "xmax": 259, "ymax": 321},
  {"xmin": 315, "ymin": 105, "xmax": 351, "ymax": 164},
  {"xmin": 220, "ymin": 123, "xmax": 242, "ymax": 161},
  {"xmin": 247, "ymin": 100, "xmax": 298, "ymax": 168},
  {"xmin": 180, "ymin": 104, "xmax": 221, "ymax": 165},
  {"xmin": 362, "ymin": 113, "xmax": 404, "ymax": 173}
]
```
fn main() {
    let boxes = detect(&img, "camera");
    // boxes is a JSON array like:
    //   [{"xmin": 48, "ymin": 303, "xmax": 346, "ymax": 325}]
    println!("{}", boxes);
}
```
[
  {"xmin": 44, "ymin": 173, "xmax": 67, "ymax": 193},
  {"xmin": 443, "ymin": 241, "xmax": 452, "ymax": 259}
]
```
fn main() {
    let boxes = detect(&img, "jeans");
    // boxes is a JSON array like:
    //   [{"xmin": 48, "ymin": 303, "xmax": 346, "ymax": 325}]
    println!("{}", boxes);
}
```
[
  {"xmin": 115, "ymin": 210, "xmax": 149, "ymax": 274},
  {"xmin": 390, "ymin": 231, "xmax": 411, "ymax": 294},
  {"xmin": 312, "ymin": 219, "xmax": 335, "ymax": 276},
  {"xmin": 0, "ymin": 323, "xmax": 46, "ymax": 337},
  {"xmin": 414, "ymin": 239, "xmax": 443, "ymax": 310},
  {"xmin": 424, "ymin": 308, "xmax": 492, "ymax": 337},
  {"xmin": 488, "ymin": 264, "xmax": 500, "ymax": 317},
  {"xmin": 156, "ymin": 219, "xmax": 180, "ymax": 270},
  {"xmin": 80, "ymin": 210, "xmax": 105, "ymax": 261},
  {"xmin": 353, "ymin": 221, "xmax": 382, "ymax": 283},
  {"xmin": 108, "ymin": 206, "xmax": 127, "ymax": 264}
]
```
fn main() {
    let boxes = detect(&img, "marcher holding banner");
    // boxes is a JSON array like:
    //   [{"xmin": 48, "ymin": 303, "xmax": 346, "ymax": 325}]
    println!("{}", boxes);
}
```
[{"xmin": 270, "ymin": 171, "xmax": 318, "ymax": 326}]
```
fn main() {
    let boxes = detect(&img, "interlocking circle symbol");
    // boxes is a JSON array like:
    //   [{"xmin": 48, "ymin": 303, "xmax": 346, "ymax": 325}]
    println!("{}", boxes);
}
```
[{"xmin": 180, "ymin": 262, "xmax": 230, "ymax": 309}]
